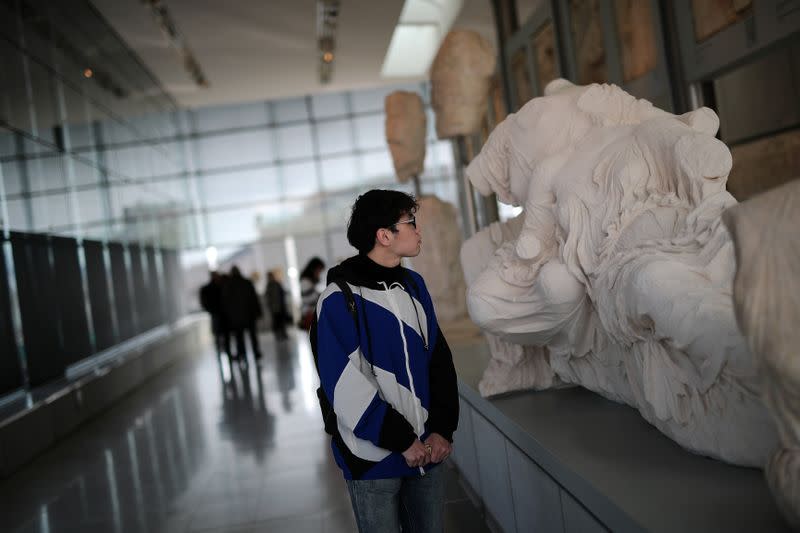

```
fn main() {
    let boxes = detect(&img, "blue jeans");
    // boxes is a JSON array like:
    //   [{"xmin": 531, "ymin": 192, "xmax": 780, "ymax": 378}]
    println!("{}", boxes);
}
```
[{"xmin": 345, "ymin": 465, "xmax": 445, "ymax": 533}]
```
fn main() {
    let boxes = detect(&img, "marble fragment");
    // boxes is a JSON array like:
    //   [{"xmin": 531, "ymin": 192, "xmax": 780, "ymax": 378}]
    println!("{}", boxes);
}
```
[
  {"xmin": 385, "ymin": 91, "xmax": 426, "ymax": 183},
  {"xmin": 461, "ymin": 78, "xmax": 778, "ymax": 467},
  {"xmin": 430, "ymin": 30, "xmax": 495, "ymax": 139},
  {"xmin": 723, "ymin": 178, "xmax": 800, "ymax": 527}
]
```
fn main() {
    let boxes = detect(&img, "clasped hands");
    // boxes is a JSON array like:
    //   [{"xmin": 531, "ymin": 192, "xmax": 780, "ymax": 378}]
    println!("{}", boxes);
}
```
[{"xmin": 401, "ymin": 433, "xmax": 451, "ymax": 468}]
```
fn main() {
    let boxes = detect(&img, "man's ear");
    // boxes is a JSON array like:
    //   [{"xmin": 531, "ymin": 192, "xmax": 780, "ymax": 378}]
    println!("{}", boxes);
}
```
[{"xmin": 375, "ymin": 227, "xmax": 392, "ymax": 247}]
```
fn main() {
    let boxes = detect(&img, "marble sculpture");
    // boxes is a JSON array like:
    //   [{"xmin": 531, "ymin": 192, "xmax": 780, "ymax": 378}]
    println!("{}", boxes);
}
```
[
  {"xmin": 723, "ymin": 178, "xmax": 800, "ymax": 526},
  {"xmin": 461, "ymin": 78, "xmax": 778, "ymax": 467},
  {"xmin": 385, "ymin": 91, "xmax": 426, "ymax": 183},
  {"xmin": 430, "ymin": 30, "xmax": 495, "ymax": 139}
]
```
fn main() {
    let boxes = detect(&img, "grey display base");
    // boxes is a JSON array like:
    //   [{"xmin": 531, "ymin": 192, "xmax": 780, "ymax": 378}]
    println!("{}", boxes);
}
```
[
  {"xmin": 0, "ymin": 315, "xmax": 209, "ymax": 478},
  {"xmin": 449, "ymin": 341, "xmax": 790, "ymax": 533}
]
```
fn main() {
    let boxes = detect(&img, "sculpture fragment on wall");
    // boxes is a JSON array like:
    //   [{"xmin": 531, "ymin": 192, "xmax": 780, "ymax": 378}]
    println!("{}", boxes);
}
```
[
  {"xmin": 430, "ymin": 30, "xmax": 495, "ymax": 139},
  {"xmin": 384, "ymin": 91, "xmax": 468, "ymax": 323},
  {"xmin": 411, "ymin": 196, "xmax": 468, "ymax": 323},
  {"xmin": 385, "ymin": 91, "xmax": 427, "ymax": 183},
  {"xmin": 723, "ymin": 178, "xmax": 800, "ymax": 527},
  {"xmin": 461, "ymin": 78, "xmax": 778, "ymax": 467}
]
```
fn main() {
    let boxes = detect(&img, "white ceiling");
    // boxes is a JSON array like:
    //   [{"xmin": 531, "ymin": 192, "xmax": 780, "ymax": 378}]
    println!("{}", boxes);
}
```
[{"xmin": 92, "ymin": 0, "xmax": 541, "ymax": 109}]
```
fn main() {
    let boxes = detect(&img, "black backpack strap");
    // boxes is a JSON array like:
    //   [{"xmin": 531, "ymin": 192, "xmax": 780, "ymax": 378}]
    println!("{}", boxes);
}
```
[
  {"xmin": 312, "ymin": 279, "xmax": 360, "ymax": 436},
  {"xmin": 333, "ymin": 280, "xmax": 357, "ymax": 322}
]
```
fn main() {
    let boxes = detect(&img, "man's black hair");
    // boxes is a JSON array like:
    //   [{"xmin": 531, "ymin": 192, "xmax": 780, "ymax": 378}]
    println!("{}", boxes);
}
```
[{"xmin": 347, "ymin": 189, "xmax": 418, "ymax": 254}]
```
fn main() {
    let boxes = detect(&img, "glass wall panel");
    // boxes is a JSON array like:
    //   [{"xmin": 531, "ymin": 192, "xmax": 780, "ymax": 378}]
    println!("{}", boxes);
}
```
[
  {"xmin": 274, "ymin": 97, "xmax": 308, "ymax": 123},
  {"xmin": 2, "ymin": 155, "xmax": 24, "ymax": 197},
  {"xmin": 155, "ymin": 139, "xmax": 186, "ymax": 176},
  {"xmin": 71, "ymin": 157, "xmax": 101, "ymax": 189},
  {"xmin": 320, "ymin": 154, "xmax": 358, "ymax": 192},
  {"xmin": 311, "ymin": 92, "xmax": 348, "ymax": 119},
  {"xmin": 193, "ymin": 101, "xmax": 269, "ymax": 133},
  {"xmin": 28, "ymin": 154, "xmax": 66, "ymax": 194},
  {"xmin": 195, "ymin": 129, "xmax": 274, "ymax": 170},
  {"xmin": 354, "ymin": 114, "xmax": 385, "ymax": 150},
  {"xmin": 283, "ymin": 161, "xmax": 319, "ymax": 198},
  {"xmin": 201, "ymin": 167, "xmax": 282, "ymax": 207},
  {"xmin": 316, "ymin": 119, "xmax": 354, "ymax": 156},
  {"xmin": 106, "ymin": 144, "xmax": 153, "ymax": 180},
  {"xmin": 5, "ymin": 199, "xmax": 30, "ymax": 232},
  {"xmin": 359, "ymin": 150, "xmax": 395, "ymax": 185},
  {"xmin": 207, "ymin": 205, "xmax": 263, "ymax": 245},
  {"xmin": 74, "ymin": 188, "xmax": 106, "ymax": 225},
  {"xmin": 276, "ymin": 123, "xmax": 314, "ymax": 160},
  {"xmin": 31, "ymin": 193, "xmax": 72, "ymax": 232},
  {"xmin": 351, "ymin": 87, "xmax": 390, "ymax": 114}
]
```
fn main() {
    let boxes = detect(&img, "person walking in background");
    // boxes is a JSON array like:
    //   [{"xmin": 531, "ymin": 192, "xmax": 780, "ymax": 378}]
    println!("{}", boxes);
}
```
[
  {"xmin": 311, "ymin": 189, "xmax": 459, "ymax": 532},
  {"xmin": 298, "ymin": 257, "xmax": 326, "ymax": 331},
  {"xmin": 222, "ymin": 265, "xmax": 263, "ymax": 362},
  {"xmin": 199, "ymin": 271, "xmax": 230, "ymax": 357},
  {"xmin": 265, "ymin": 269, "xmax": 289, "ymax": 341}
]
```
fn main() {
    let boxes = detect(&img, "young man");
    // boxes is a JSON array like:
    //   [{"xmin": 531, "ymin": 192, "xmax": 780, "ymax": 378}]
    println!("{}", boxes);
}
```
[{"xmin": 311, "ymin": 189, "xmax": 459, "ymax": 532}]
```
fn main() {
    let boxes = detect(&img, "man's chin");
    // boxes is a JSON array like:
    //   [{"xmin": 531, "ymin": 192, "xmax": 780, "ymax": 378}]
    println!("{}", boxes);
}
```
[{"xmin": 405, "ymin": 245, "xmax": 422, "ymax": 258}]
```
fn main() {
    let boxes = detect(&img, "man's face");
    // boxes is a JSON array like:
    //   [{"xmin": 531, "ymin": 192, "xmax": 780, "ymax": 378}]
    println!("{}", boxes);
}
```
[{"xmin": 388, "ymin": 212, "xmax": 422, "ymax": 258}]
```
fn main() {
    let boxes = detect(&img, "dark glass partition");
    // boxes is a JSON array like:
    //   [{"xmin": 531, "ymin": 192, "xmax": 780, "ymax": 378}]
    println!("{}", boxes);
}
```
[
  {"xmin": 162, "ymin": 249, "xmax": 182, "ymax": 323},
  {"xmin": 128, "ymin": 244, "xmax": 148, "ymax": 334},
  {"xmin": 145, "ymin": 246, "xmax": 164, "ymax": 329},
  {"xmin": 10, "ymin": 232, "xmax": 64, "ymax": 386},
  {"xmin": 109, "ymin": 242, "xmax": 136, "ymax": 341},
  {"xmin": 0, "ymin": 242, "xmax": 23, "ymax": 395},
  {"xmin": 83, "ymin": 239, "xmax": 116, "ymax": 351},
  {"xmin": 51, "ymin": 236, "xmax": 91, "ymax": 365}
]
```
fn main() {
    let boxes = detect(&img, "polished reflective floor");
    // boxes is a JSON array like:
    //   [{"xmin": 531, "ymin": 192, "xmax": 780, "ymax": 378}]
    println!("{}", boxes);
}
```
[{"xmin": 2, "ymin": 329, "xmax": 488, "ymax": 533}]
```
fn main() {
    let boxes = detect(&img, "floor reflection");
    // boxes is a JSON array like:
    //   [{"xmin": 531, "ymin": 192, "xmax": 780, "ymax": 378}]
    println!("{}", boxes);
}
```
[
  {"xmin": 1, "ymin": 330, "xmax": 484, "ymax": 533},
  {"xmin": 217, "ymin": 357, "xmax": 275, "ymax": 463}
]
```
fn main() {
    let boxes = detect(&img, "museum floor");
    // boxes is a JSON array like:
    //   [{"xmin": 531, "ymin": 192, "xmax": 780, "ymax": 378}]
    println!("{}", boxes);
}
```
[{"xmin": 1, "ymin": 330, "xmax": 488, "ymax": 533}]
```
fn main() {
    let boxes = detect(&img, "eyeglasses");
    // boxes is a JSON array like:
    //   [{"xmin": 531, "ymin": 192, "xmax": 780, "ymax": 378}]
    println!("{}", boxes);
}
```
[{"xmin": 391, "ymin": 216, "xmax": 416, "ymax": 230}]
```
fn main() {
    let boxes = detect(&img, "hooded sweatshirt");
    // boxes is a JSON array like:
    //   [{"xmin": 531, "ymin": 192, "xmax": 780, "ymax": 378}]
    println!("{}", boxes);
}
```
[{"xmin": 311, "ymin": 254, "xmax": 459, "ymax": 480}]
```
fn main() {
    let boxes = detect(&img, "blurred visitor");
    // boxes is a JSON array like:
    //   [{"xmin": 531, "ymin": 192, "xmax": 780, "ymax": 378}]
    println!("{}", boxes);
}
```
[
  {"xmin": 222, "ymin": 265, "xmax": 263, "ymax": 362},
  {"xmin": 265, "ymin": 269, "xmax": 290, "ymax": 341},
  {"xmin": 298, "ymin": 257, "xmax": 326, "ymax": 331},
  {"xmin": 199, "ymin": 271, "xmax": 230, "ymax": 357}
]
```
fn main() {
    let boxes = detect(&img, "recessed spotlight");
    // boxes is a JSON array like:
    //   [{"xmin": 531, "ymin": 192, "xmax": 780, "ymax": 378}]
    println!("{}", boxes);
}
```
[{"xmin": 83, "ymin": 68, "xmax": 93, "ymax": 78}]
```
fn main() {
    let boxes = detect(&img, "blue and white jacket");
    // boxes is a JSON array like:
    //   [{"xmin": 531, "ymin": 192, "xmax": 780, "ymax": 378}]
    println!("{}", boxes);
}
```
[{"xmin": 311, "ymin": 254, "xmax": 459, "ymax": 480}]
